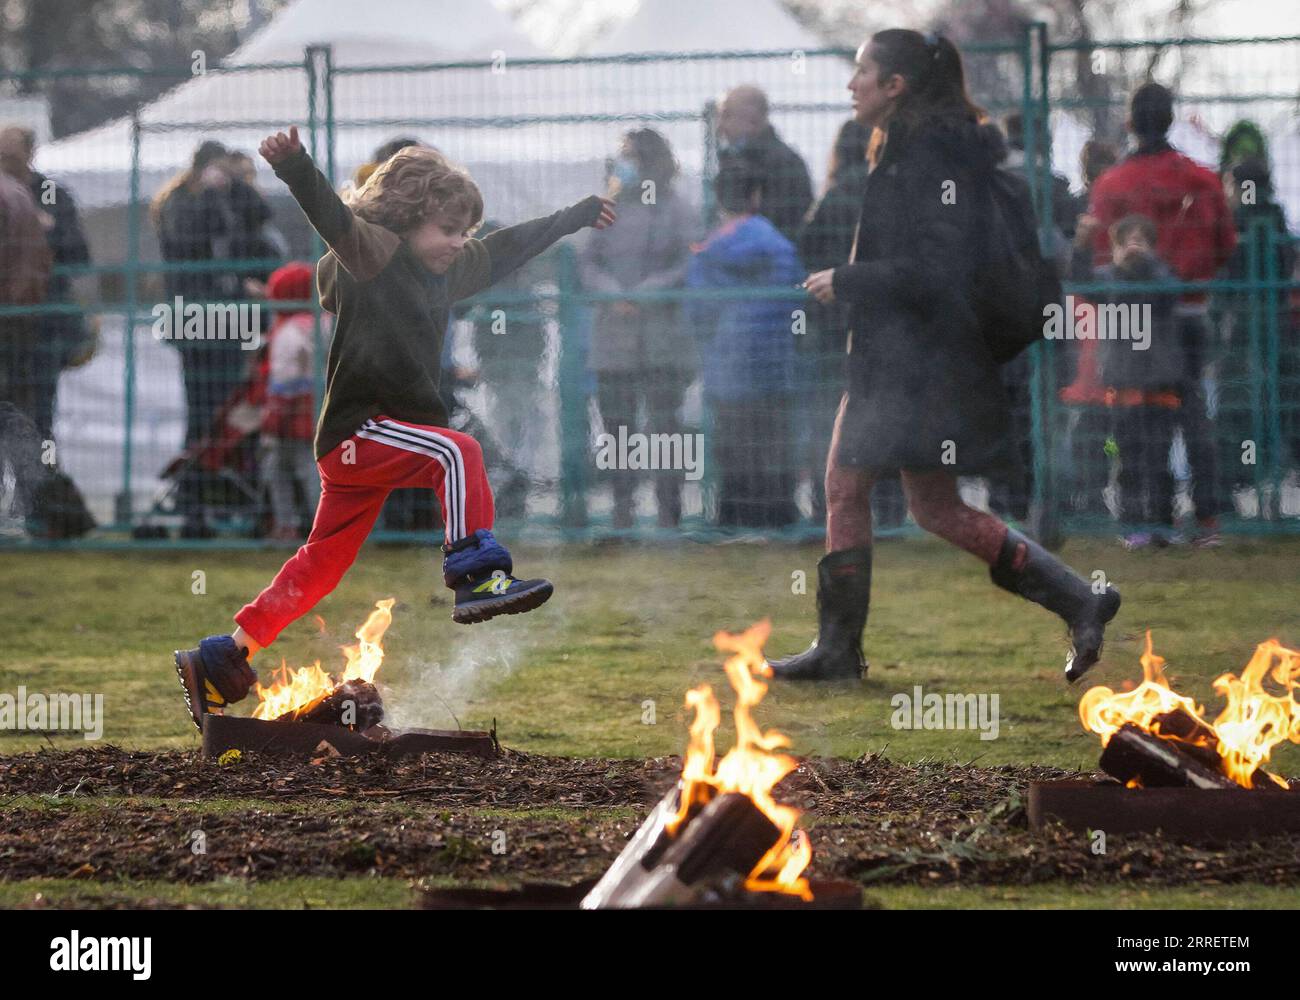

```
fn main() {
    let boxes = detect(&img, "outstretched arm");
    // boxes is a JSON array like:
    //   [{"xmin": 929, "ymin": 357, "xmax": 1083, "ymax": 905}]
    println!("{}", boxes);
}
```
[
  {"xmin": 448, "ymin": 195, "xmax": 617, "ymax": 301},
  {"xmin": 260, "ymin": 126, "xmax": 399, "ymax": 281}
]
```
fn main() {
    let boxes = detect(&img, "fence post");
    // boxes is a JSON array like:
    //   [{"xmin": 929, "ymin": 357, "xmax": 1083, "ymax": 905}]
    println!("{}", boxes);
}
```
[
  {"xmin": 702, "ymin": 98, "xmax": 718, "ymax": 229},
  {"xmin": 557, "ymin": 245, "xmax": 588, "ymax": 528},
  {"xmin": 114, "ymin": 111, "xmax": 142, "ymax": 528},
  {"xmin": 305, "ymin": 46, "xmax": 330, "ymax": 416},
  {"xmin": 1245, "ymin": 215, "xmax": 1267, "ymax": 512},
  {"xmin": 323, "ymin": 45, "xmax": 337, "ymax": 187},
  {"xmin": 1035, "ymin": 23, "xmax": 1062, "ymax": 544},
  {"xmin": 1023, "ymin": 23, "xmax": 1060, "ymax": 544},
  {"xmin": 1263, "ymin": 219, "xmax": 1284, "ymax": 516}
]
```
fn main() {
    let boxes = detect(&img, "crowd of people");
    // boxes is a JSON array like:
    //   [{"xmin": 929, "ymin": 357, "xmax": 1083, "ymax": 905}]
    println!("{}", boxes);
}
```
[
  {"xmin": 573, "ymin": 77, "xmax": 1296, "ymax": 544},
  {"xmin": 1, "ymin": 44, "xmax": 1296, "ymax": 546}
]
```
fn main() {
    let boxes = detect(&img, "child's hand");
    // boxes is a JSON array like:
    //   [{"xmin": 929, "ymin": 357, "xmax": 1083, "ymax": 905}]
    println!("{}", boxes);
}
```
[
  {"xmin": 592, "ymin": 196, "xmax": 617, "ymax": 230},
  {"xmin": 259, "ymin": 126, "xmax": 302, "ymax": 166}
]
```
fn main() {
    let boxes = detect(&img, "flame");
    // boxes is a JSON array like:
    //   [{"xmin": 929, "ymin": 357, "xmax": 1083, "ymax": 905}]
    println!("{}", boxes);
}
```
[
  {"xmin": 670, "ymin": 620, "xmax": 812, "ymax": 900},
  {"xmin": 252, "ymin": 599, "xmax": 396, "ymax": 720},
  {"xmin": 1079, "ymin": 631, "xmax": 1300, "ymax": 790},
  {"xmin": 1211, "ymin": 640, "xmax": 1300, "ymax": 789},
  {"xmin": 1078, "ymin": 632, "xmax": 1206, "ymax": 746}
]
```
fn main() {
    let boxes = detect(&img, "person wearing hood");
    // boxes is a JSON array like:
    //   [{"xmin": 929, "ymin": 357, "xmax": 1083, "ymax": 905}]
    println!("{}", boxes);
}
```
[
  {"xmin": 768, "ymin": 29, "xmax": 1120, "ymax": 684},
  {"xmin": 688, "ymin": 151, "xmax": 803, "ymax": 527}
]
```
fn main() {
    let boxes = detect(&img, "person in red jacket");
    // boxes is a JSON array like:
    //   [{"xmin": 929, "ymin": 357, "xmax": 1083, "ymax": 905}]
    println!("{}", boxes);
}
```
[{"xmin": 1086, "ymin": 83, "xmax": 1237, "ymax": 543}]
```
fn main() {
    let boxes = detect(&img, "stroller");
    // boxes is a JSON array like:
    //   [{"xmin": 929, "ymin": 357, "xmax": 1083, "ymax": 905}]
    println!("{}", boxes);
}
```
[{"xmin": 132, "ymin": 351, "xmax": 271, "ymax": 540}]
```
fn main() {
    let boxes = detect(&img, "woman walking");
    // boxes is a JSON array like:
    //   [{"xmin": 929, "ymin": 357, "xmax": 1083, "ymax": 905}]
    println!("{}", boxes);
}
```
[{"xmin": 770, "ymin": 29, "xmax": 1120, "ymax": 683}]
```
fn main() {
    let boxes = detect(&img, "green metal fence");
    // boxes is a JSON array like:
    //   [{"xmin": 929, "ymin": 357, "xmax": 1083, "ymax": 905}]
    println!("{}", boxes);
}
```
[{"xmin": 1, "ymin": 24, "xmax": 1296, "ymax": 547}]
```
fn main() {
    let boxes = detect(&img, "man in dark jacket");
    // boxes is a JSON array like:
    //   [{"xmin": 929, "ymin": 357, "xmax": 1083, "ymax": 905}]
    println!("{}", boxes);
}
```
[
  {"xmin": 716, "ymin": 85, "xmax": 814, "ymax": 244},
  {"xmin": 0, "ymin": 125, "xmax": 92, "ymax": 441}
]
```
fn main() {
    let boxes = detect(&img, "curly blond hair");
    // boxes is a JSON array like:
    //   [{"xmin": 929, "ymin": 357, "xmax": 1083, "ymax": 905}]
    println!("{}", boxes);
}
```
[{"xmin": 345, "ymin": 146, "xmax": 483, "ymax": 235}]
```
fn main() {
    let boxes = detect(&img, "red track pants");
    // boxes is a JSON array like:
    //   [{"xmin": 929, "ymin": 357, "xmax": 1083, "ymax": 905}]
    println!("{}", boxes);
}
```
[{"xmin": 235, "ymin": 416, "xmax": 494, "ymax": 647}]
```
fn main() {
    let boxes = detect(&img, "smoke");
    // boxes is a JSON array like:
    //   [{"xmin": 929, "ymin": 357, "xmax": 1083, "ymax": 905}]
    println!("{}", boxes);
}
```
[{"xmin": 378, "ymin": 618, "xmax": 536, "ymax": 732}]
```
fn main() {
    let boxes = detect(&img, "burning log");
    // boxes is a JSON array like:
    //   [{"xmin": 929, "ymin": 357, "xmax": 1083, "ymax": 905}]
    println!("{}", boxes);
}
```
[
  {"xmin": 252, "ymin": 598, "xmax": 395, "ymax": 723},
  {"xmin": 277, "ymin": 679, "xmax": 384, "ymax": 730},
  {"xmin": 1081, "ymin": 632, "xmax": 1300, "ymax": 790},
  {"xmin": 582, "ymin": 788, "xmax": 782, "ymax": 908},
  {"xmin": 1098, "ymin": 723, "xmax": 1239, "ymax": 790},
  {"xmin": 584, "ymin": 621, "xmax": 826, "ymax": 909},
  {"xmin": 1150, "ymin": 709, "xmax": 1224, "ymax": 772},
  {"xmin": 421, "ymin": 877, "xmax": 864, "ymax": 910},
  {"xmin": 1031, "ymin": 634, "xmax": 1300, "ymax": 839}
]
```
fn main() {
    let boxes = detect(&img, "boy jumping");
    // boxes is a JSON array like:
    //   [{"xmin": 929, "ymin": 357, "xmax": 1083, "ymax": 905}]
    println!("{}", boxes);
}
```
[{"xmin": 174, "ymin": 126, "xmax": 616, "ymax": 729}]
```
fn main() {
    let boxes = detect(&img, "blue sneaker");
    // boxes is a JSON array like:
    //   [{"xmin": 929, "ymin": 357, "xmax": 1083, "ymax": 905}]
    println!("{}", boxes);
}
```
[
  {"xmin": 444, "ymin": 529, "xmax": 554, "ymax": 624},
  {"xmin": 173, "ymin": 636, "xmax": 257, "ymax": 731},
  {"xmin": 452, "ymin": 571, "xmax": 554, "ymax": 624}
]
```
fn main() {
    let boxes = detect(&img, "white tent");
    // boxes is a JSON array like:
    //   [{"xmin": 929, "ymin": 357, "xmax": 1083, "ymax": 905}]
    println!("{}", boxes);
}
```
[
  {"xmin": 35, "ymin": 0, "xmax": 545, "ymax": 209},
  {"xmin": 586, "ymin": 0, "xmax": 828, "ymax": 55},
  {"xmin": 36, "ymin": 0, "xmax": 853, "ymax": 220}
]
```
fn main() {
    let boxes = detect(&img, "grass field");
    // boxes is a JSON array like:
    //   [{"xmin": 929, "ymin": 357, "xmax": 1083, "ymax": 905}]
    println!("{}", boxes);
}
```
[{"xmin": 3, "ymin": 536, "xmax": 1300, "ymax": 908}]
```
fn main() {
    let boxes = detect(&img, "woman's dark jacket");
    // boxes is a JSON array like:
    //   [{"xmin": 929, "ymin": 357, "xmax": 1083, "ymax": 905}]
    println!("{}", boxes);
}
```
[
  {"xmin": 798, "ymin": 160, "xmax": 869, "ymax": 354},
  {"xmin": 829, "ymin": 114, "xmax": 1014, "ymax": 475}
]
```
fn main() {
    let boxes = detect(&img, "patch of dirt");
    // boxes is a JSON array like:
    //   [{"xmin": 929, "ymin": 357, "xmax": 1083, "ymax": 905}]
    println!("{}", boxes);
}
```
[
  {"xmin": 0, "ymin": 745, "xmax": 672, "ymax": 806},
  {"xmin": 3, "ymin": 746, "xmax": 1300, "ymax": 890}
]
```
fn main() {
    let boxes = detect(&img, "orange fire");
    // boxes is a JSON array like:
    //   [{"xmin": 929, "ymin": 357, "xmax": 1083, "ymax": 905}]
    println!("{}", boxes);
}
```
[
  {"xmin": 1211, "ymin": 640, "xmax": 1300, "ymax": 788},
  {"xmin": 1079, "ymin": 631, "xmax": 1300, "ymax": 789},
  {"xmin": 252, "ymin": 598, "xmax": 396, "ymax": 720},
  {"xmin": 670, "ymin": 620, "xmax": 812, "ymax": 900}
]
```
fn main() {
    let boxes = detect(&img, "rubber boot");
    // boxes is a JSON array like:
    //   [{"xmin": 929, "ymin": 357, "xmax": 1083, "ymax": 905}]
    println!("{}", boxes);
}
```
[
  {"xmin": 990, "ymin": 528, "xmax": 1121, "ymax": 682},
  {"xmin": 769, "ymin": 547, "xmax": 871, "ymax": 681}
]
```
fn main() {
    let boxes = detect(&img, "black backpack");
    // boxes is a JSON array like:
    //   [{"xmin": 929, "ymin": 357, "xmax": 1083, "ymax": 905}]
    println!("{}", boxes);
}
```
[
  {"xmin": 975, "ymin": 167, "xmax": 1063, "ymax": 364},
  {"xmin": 30, "ymin": 470, "xmax": 97, "ymax": 539}
]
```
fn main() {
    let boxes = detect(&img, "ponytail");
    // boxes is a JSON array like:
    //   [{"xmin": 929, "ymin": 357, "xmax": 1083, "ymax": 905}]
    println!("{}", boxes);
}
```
[{"xmin": 867, "ymin": 28, "xmax": 984, "ymax": 131}]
